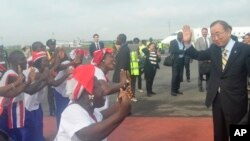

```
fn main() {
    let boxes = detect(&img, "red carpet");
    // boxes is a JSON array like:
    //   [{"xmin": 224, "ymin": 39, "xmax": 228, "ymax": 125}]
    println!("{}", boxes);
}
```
[{"xmin": 43, "ymin": 116, "xmax": 213, "ymax": 141}]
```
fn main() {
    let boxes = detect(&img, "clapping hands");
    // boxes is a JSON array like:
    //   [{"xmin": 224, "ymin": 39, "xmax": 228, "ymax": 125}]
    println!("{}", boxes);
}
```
[
  {"xmin": 117, "ymin": 88, "xmax": 131, "ymax": 115},
  {"xmin": 15, "ymin": 65, "xmax": 25, "ymax": 86},
  {"xmin": 119, "ymin": 69, "xmax": 129, "ymax": 89},
  {"xmin": 27, "ymin": 67, "xmax": 36, "ymax": 85}
]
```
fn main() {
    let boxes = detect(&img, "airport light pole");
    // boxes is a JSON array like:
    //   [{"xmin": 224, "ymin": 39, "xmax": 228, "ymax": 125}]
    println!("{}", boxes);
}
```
[{"xmin": 168, "ymin": 20, "xmax": 171, "ymax": 36}]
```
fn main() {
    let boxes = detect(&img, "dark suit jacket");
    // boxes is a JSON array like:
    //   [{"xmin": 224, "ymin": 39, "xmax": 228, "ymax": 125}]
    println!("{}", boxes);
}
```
[
  {"xmin": 231, "ymin": 35, "xmax": 238, "ymax": 42},
  {"xmin": 89, "ymin": 41, "xmax": 104, "ymax": 57},
  {"xmin": 169, "ymin": 39, "xmax": 185, "ymax": 65},
  {"xmin": 186, "ymin": 42, "xmax": 250, "ymax": 121},
  {"xmin": 112, "ymin": 43, "xmax": 130, "ymax": 83}
]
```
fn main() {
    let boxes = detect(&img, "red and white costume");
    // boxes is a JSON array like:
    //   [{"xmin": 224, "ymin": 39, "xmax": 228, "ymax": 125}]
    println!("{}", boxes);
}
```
[
  {"xmin": 55, "ymin": 65, "xmax": 107, "ymax": 141},
  {"xmin": 91, "ymin": 48, "xmax": 113, "ymax": 111},
  {"xmin": 24, "ymin": 51, "xmax": 47, "ymax": 111},
  {"xmin": 0, "ymin": 70, "xmax": 25, "ymax": 129}
]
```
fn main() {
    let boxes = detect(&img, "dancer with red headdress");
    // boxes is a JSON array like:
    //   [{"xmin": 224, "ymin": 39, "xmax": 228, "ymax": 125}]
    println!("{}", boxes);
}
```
[
  {"xmin": 55, "ymin": 64, "xmax": 131, "ymax": 141},
  {"xmin": 91, "ymin": 48, "xmax": 129, "ymax": 111}
]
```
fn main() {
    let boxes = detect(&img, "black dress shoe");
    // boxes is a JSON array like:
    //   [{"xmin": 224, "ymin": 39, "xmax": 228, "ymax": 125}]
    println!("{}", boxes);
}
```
[
  {"xmin": 150, "ymin": 91, "xmax": 156, "ymax": 95},
  {"xmin": 177, "ymin": 91, "xmax": 183, "ymax": 94},
  {"xmin": 171, "ymin": 92, "xmax": 177, "ymax": 96},
  {"xmin": 147, "ymin": 92, "xmax": 152, "ymax": 97},
  {"xmin": 147, "ymin": 94, "xmax": 152, "ymax": 97},
  {"xmin": 187, "ymin": 79, "xmax": 190, "ymax": 82}
]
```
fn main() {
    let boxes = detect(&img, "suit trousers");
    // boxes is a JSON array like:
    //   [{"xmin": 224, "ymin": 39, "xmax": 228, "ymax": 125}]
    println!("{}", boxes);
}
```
[
  {"xmin": 145, "ymin": 66, "xmax": 157, "ymax": 93},
  {"xmin": 248, "ymin": 104, "xmax": 250, "ymax": 124},
  {"xmin": 198, "ymin": 62, "xmax": 210, "ymax": 89},
  {"xmin": 184, "ymin": 62, "xmax": 190, "ymax": 80},
  {"xmin": 171, "ymin": 57, "xmax": 184, "ymax": 92},
  {"xmin": 131, "ymin": 75, "xmax": 137, "ymax": 97},
  {"xmin": 198, "ymin": 73, "xmax": 210, "ymax": 89},
  {"xmin": 212, "ymin": 93, "xmax": 229, "ymax": 141},
  {"xmin": 212, "ymin": 92, "xmax": 246, "ymax": 141},
  {"xmin": 137, "ymin": 69, "xmax": 143, "ymax": 90},
  {"xmin": 184, "ymin": 57, "xmax": 190, "ymax": 80},
  {"xmin": 248, "ymin": 76, "xmax": 250, "ymax": 85}
]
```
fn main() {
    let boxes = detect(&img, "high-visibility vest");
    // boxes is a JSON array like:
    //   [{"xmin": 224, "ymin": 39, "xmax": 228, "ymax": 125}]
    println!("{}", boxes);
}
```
[
  {"xmin": 130, "ymin": 51, "xmax": 139, "ymax": 76},
  {"xmin": 139, "ymin": 45, "xmax": 146, "ymax": 58},
  {"xmin": 158, "ymin": 42, "xmax": 163, "ymax": 49}
]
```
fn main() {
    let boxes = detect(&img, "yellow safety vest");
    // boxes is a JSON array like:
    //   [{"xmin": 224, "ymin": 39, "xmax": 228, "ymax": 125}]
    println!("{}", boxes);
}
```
[
  {"xmin": 130, "ymin": 51, "xmax": 139, "ymax": 76},
  {"xmin": 139, "ymin": 45, "xmax": 146, "ymax": 58},
  {"xmin": 158, "ymin": 42, "xmax": 163, "ymax": 49}
]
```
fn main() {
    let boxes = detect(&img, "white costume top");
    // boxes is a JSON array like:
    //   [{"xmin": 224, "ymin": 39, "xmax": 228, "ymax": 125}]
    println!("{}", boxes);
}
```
[
  {"xmin": 23, "ymin": 67, "xmax": 47, "ymax": 111},
  {"xmin": 54, "ymin": 103, "xmax": 106, "ymax": 141},
  {"xmin": 94, "ymin": 66, "xmax": 109, "ymax": 112},
  {"xmin": 53, "ymin": 60, "xmax": 71, "ymax": 97},
  {"xmin": 0, "ymin": 70, "xmax": 24, "ymax": 105}
]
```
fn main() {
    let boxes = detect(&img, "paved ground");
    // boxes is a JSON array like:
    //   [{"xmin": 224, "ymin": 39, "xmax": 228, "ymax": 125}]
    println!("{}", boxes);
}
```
[
  {"xmin": 110, "ymin": 58, "xmax": 212, "ymax": 117},
  {"xmin": 42, "ymin": 55, "xmax": 213, "ymax": 117}
]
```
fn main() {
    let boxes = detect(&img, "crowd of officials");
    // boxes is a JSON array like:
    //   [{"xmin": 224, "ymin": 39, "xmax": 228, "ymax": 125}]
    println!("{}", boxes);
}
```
[{"xmin": 0, "ymin": 20, "xmax": 249, "ymax": 141}]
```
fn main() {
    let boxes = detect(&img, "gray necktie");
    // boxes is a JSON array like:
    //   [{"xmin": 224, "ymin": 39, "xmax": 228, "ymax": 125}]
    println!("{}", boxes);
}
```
[{"xmin": 204, "ymin": 38, "xmax": 208, "ymax": 49}]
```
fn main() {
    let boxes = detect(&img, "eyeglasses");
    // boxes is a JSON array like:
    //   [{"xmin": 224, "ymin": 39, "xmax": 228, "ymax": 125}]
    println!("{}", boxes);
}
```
[{"xmin": 211, "ymin": 31, "xmax": 226, "ymax": 39}]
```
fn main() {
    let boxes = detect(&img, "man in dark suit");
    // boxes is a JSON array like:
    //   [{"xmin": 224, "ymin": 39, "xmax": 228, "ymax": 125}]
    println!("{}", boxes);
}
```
[
  {"xmin": 243, "ymin": 33, "xmax": 250, "ymax": 91},
  {"xmin": 89, "ymin": 33, "xmax": 104, "ymax": 57},
  {"xmin": 112, "ymin": 33, "xmax": 130, "ymax": 83},
  {"xmin": 184, "ymin": 20, "xmax": 250, "ymax": 141},
  {"xmin": 169, "ymin": 32, "xmax": 185, "ymax": 96}
]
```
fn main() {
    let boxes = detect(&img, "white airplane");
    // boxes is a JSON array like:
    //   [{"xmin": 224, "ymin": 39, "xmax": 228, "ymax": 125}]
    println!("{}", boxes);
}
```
[
  {"xmin": 56, "ymin": 40, "xmax": 91, "ymax": 48},
  {"xmin": 161, "ymin": 26, "xmax": 250, "ymax": 45}
]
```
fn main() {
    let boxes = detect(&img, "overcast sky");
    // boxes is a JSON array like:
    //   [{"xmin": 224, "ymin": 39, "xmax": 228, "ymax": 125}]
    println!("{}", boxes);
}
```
[{"xmin": 0, "ymin": 0, "xmax": 249, "ymax": 45}]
